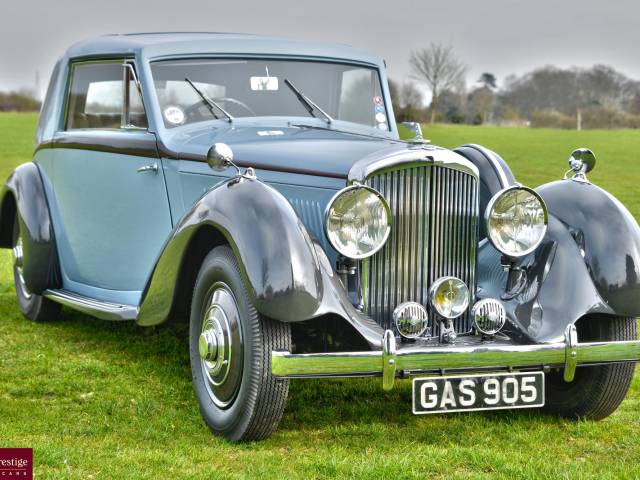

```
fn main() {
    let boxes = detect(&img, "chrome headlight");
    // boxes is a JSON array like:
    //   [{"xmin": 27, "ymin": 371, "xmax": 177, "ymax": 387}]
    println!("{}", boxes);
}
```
[
  {"xmin": 485, "ymin": 186, "xmax": 548, "ymax": 258},
  {"xmin": 325, "ymin": 185, "xmax": 391, "ymax": 259},
  {"xmin": 429, "ymin": 276, "xmax": 470, "ymax": 319}
]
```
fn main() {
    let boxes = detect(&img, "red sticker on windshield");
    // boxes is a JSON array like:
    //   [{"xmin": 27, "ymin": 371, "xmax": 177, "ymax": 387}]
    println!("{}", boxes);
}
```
[{"xmin": 373, "ymin": 96, "xmax": 383, "ymax": 105}]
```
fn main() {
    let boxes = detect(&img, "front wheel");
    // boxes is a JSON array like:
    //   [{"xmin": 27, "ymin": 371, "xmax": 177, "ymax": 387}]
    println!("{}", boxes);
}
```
[
  {"xmin": 544, "ymin": 315, "xmax": 637, "ymax": 420},
  {"xmin": 189, "ymin": 245, "xmax": 291, "ymax": 442}
]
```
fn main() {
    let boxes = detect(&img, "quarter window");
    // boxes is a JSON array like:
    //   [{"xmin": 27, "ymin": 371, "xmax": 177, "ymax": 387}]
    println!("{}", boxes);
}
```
[{"xmin": 65, "ymin": 62, "xmax": 148, "ymax": 130}]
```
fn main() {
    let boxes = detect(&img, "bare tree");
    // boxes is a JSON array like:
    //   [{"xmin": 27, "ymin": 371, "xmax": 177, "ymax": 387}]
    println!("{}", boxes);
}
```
[
  {"xmin": 468, "ymin": 86, "xmax": 495, "ymax": 124},
  {"xmin": 388, "ymin": 79, "xmax": 427, "ymax": 122},
  {"xmin": 410, "ymin": 43, "xmax": 467, "ymax": 124}
]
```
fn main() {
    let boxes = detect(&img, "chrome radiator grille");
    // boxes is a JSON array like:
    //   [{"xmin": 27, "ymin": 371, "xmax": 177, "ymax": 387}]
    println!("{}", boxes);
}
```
[{"xmin": 362, "ymin": 164, "xmax": 479, "ymax": 336}]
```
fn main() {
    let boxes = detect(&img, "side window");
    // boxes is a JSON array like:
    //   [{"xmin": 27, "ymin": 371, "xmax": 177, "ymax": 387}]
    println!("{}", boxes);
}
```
[{"xmin": 65, "ymin": 62, "xmax": 147, "ymax": 130}]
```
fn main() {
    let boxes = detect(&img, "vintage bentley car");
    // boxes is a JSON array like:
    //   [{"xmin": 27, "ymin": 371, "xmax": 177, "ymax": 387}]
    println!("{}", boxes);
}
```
[{"xmin": 2, "ymin": 32, "xmax": 640, "ymax": 441}]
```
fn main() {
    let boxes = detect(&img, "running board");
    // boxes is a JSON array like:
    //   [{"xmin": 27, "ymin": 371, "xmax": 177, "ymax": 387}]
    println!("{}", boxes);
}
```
[{"xmin": 43, "ymin": 289, "xmax": 138, "ymax": 321}]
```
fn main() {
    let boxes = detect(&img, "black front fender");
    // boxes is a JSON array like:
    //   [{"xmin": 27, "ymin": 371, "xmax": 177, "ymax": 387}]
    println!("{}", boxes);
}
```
[
  {"xmin": 539, "ymin": 180, "xmax": 640, "ymax": 317},
  {"xmin": 138, "ymin": 176, "xmax": 383, "ymax": 347},
  {"xmin": 478, "ymin": 179, "xmax": 640, "ymax": 343},
  {"xmin": 0, "ymin": 162, "xmax": 60, "ymax": 293}
]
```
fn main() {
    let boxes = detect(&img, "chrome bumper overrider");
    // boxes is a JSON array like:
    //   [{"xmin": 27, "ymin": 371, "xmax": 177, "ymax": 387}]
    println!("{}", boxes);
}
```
[{"xmin": 271, "ymin": 326, "xmax": 640, "ymax": 390}]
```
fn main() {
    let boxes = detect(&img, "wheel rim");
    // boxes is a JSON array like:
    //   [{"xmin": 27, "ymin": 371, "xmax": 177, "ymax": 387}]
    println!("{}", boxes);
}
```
[
  {"xmin": 13, "ymin": 236, "xmax": 31, "ymax": 300},
  {"xmin": 199, "ymin": 282, "xmax": 243, "ymax": 408}
]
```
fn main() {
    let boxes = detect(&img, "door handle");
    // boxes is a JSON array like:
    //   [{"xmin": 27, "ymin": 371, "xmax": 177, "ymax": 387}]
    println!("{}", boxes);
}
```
[{"xmin": 137, "ymin": 163, "xmax": 158, "ymax": 174}]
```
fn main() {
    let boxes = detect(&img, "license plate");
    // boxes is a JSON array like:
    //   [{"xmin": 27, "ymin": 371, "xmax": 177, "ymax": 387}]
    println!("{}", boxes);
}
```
[{"xmin": 412, "ymin": 372, "xmax": 545, "ymax": 414}]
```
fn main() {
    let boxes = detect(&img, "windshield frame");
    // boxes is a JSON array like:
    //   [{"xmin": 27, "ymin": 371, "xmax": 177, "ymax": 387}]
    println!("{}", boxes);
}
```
[{"xmin": 145, "ymin": 54, "xmax": 395, "ymax": 138}]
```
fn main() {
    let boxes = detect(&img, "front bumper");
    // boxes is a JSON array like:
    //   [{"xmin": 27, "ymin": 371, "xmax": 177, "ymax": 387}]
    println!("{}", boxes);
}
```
[{"xmin": 272, "ymin": 326, "xmax": 640, "ymax": 390}]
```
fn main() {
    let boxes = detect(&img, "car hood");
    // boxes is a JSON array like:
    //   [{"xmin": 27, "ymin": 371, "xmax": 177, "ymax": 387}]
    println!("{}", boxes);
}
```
[{"xmin": 159, "ymin": 121, "xmax": 402, "ymax": 179}]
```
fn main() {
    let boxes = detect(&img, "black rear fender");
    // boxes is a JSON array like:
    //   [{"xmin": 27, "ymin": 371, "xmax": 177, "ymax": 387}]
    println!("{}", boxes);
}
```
[{"xmin": 0, "ymin": 163, "xmax": 60, "ymax": 293}]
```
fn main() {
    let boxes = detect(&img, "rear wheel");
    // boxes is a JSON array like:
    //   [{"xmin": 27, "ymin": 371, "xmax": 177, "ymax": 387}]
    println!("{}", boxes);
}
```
[
  {"xmin": 189, "ymin": 245, "xmax": 290, "ymax": 442},
  {"xmin": 12, "ymin": 216, "xmax": 61, "ymax": 322},
  {"xmin": 544, "ymin": 315, "xmax": 636, "ymax": 420}
]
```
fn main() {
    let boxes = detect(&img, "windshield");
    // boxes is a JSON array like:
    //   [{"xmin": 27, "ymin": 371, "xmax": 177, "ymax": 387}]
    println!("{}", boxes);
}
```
[{"xmin": 150, "ymin": 59, "xmax": 389, "ymax": 130}]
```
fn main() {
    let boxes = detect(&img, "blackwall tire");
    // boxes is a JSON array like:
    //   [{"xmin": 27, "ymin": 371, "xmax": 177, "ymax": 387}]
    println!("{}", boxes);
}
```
[
  {"xmin": 544, "ymin": 315, "xmax": 636, "ymax": 420},
  {"xmin": 189, "ymin": 245, "xmax": 291, "ymax": 442},
  {"xmin": 12, "ymin": 216, "xmax": 61, "ymax": 322}
]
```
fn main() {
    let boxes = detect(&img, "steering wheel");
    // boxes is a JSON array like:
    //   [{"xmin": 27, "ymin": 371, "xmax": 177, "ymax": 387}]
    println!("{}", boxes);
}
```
[
  {"xmin": 183, "ymin": 102, "xmax": 212, "ymax": 122},
  {"xmin": 181, "ymin": 97, "xmax": 256, "ymax": 122},
  {"xmin": 211, "ymin": 97, "xmax": 257, "ymax": 116}
]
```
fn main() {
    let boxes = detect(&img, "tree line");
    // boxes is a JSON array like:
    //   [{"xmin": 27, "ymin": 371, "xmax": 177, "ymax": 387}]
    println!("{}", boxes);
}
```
[
  {"xmin": 393, "ymin": 42, "xmax": 640, "ymax": 129},
  {"xmin": 3, "ymin": 47, "xmax": 640, "ymax": 131},
  {"xmin": 0, "ymin": 89, "xmax": 41, "ymax": 112}
]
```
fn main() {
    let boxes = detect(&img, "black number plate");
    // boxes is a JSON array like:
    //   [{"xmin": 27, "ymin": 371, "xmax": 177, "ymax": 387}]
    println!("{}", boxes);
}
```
[{"xmin": 412, "ymin": 372, "xmax": 545, "ymax": 414}]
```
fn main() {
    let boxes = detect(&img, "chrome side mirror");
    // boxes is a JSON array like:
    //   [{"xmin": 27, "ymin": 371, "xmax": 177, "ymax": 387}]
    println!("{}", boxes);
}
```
[
  {"xmin": 207, "ymin": 143, "xmax": 235, "ymax": 172},
  {"xmin": 565, "ymin": 148, "xmax": 596, "ymax": 182},
  {"xmin": 206, "ymin": 142, "xmax": 256, "ymax": 181},
  {"xmin": 569, "ymin": 148, "xmax": 596, "ymax": 174}
]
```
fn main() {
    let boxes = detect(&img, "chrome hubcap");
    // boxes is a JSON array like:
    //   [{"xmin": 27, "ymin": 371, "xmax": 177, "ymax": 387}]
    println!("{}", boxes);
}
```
[
  {"xmin": 200, "ymin": 283, "xmax": 243, "ymax": 408},
  {"xmin": 199, "ymin": 330, "xmax": 219, "ymax": 362},
  {"xmin": 13, "ymin": 237, "xmax": 31, "ymax": 300},
  {"xmin": 200, "ymin": 310, "xmax": 228, "ymax": 380}
]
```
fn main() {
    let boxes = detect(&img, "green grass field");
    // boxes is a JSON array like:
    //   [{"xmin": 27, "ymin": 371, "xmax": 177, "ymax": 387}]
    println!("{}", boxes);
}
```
[{"xmin": 1, "ymin": 113, "xmax": 639, "ymax": 479}]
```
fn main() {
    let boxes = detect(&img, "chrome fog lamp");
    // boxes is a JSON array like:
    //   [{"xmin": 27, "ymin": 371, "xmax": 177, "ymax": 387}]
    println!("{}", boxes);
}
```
[
  {"xmin": 325, "ymin": 185, "xmax": 391, "ymax": 259},
  {"xmin": 393, "ymin": 302, "xmax": 430, "ymax": 339},
  {"xmin": 429, "ymin": 277, "xmax": 469, "ymax": 319},
  {"xmin": 485, "ymin": 186, "xmax": 548, "ymax": 258},
  {"xmin": 472, "ymin": 298, "xmax": 507, "ymax": 335}
]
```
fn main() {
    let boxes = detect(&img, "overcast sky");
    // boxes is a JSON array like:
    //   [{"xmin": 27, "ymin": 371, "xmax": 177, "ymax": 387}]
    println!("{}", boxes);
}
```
[{"xmin": 3, "ymin": 0, "xmax": 640, "ymax": 99}]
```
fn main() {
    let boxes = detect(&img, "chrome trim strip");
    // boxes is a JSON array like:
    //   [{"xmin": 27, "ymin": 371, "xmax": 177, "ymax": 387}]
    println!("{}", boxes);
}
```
[
  {"xmin": 43, "ymin": 289, "xmax": 138, "ymax": 321},
  {"xmin": 463, "ymin": 143, "xmax": 510, "ymax": 188},
  {"xmin": 272, "ymin": 332, "xmax": 640, "ymax": 386},
  {"xmin": 348, "ymin": 144, "xmax": 479, "ymax": 184}
]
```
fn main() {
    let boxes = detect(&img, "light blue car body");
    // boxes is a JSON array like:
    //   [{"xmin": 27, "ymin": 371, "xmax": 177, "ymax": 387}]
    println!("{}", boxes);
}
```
[{"xmin": 33, "ymin": 33, "xmax": 400, "ymax": 307}]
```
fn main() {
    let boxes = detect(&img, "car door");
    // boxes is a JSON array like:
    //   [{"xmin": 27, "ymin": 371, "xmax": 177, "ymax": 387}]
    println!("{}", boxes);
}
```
[{"xmin": 37, "ymin": 59, "xmax": 173, "ymax": 305}]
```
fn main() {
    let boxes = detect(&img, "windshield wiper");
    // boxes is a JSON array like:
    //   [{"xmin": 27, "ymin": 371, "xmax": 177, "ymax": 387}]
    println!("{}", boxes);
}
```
[
  {"xmin": 185, "ymin": 77, "xmax": 234, "ymax": 123},
  {"xmin": 284, "ymin": 78, "xmax": 333, "ymax": 125}
]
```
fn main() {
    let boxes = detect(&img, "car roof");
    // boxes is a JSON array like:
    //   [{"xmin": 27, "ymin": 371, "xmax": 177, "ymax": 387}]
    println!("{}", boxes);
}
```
[{"xmin": 64, "ymin": 32, "xmax": 384, "ymax": 66}]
